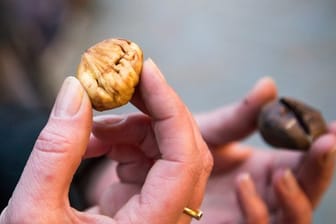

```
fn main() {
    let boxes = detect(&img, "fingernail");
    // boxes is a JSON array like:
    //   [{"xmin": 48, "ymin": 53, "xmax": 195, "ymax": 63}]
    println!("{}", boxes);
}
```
[
  {"xmin": 93, "ymin": 115, "xmax": 126, "ymax": 127},
  {"xmin": 282, "ymin": 169, "xmax": 296, "ymax": 192},
  {"xmin": 238, "ymin": 173, "xmax": 251, "ymax": 183},
  {"xmin": 146, "ymin": 58, "xmax": 166, "ymax": 81},
  {"xmin": 320, "ymin": 147, "xmax": 336, "ymax": 166},
  {"xmin": 237, "ymin": 173, "xmax": 255, "ymax": 194},
  {"xmin": 53, "ymin": 77, "xmax": 84, "ymax": 117}
]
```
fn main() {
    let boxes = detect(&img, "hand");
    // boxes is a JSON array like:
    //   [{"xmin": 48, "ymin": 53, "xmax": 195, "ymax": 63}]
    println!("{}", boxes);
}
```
[
  {"xmin": 196, "ymin": 77, "xmax": 336, "ymax": 224},
  {"xmin": 85, "ymin": 59, "xmax": 213, "ymax": 224},
  {"xmin": 0, "ymin": 59, "xmax": 213, "ymax": 224}
]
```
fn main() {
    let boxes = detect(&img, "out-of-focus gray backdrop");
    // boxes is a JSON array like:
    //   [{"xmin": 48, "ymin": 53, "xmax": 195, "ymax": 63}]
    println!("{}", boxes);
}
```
[{"xmin": 54, "ymin": 0, "xmax": 336, "ymax": 222}]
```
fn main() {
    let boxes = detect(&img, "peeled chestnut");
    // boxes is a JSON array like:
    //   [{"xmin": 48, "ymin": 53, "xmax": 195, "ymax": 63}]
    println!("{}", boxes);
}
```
[
  {"xmin": 258, "ymin": 97, "xmax": 327, "ymax": 150},
  {"xmin": 77, "ymin": 38, "xmax": 143, "ymax": 111}
]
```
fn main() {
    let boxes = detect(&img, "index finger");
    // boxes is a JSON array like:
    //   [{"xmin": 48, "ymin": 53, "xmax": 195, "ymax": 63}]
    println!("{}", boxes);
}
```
[
  {"xmin": 115, "ymin": 59, "xmax": 203, "ymax": 223},
  {"xmin": 196, "ymin": 77, "xmax": 277, "ymax": 147},
  {"xmin": 132, "ymin": 59, "xmax": 198, "ymax": 162}
]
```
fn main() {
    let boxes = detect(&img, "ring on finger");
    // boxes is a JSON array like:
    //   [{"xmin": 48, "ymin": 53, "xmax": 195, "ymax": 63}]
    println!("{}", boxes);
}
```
[{"xmin": 183, "ymin": 207, "xmax": 203, "ymax": 220}]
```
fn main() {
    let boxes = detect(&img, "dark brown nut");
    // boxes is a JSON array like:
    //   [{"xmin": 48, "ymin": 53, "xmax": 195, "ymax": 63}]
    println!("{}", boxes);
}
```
[
  {"xmin": 258, "ymin": 97, "xmax": 327, "ymax": 150},
  {"xmin": 77, "ymin": 38, "xmax": 143, "ymax": 111}
]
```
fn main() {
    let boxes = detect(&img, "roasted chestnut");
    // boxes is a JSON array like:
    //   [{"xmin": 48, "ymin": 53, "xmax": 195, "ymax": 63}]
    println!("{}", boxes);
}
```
[
  {"xmin": 77, "ymin": 38, "xmax": 143, "ymax": 111},
  {"xmin": 258, "ymin": 97, "xmax": 327, "ymax": 150}
]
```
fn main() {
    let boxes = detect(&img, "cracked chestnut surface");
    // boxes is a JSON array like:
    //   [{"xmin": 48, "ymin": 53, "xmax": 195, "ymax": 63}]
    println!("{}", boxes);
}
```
[
  {"xmin": 258, "ymin": 97, "xmax": 327, "ymax": 150},
  {"xmin": 77, "ymin": 38, "xmax": 143, "ymax": 111}
]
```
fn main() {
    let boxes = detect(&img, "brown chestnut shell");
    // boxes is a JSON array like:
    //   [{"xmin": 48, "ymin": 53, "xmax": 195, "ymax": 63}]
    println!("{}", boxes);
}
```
[{"xmin": 258, "ymin": 97, "xmax": 327, "ymax": 150}]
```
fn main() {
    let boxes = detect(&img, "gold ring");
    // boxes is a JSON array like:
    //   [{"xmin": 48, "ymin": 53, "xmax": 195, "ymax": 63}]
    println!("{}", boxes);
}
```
[{"xmin": 183, "ymin": 207, "xmax": 203, "ymax": 220}]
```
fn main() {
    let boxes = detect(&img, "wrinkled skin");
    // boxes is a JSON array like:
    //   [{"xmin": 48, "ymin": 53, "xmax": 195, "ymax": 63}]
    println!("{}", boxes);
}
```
[
  {"xmin": 0, "ymin": 59, "xmax": 213, "ymax": 224},
  {"xmin": 2, "ymin": 57, "xmax": 334, "ymax": 224},
  {"xmin": 77, "ymin": 39, "xmax": 143, "ymax": 111}
]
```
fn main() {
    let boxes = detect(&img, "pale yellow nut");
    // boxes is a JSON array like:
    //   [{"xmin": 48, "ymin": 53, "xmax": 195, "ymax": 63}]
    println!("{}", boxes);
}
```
[{"xmin": 77, "ymin": 38, "xmax": 143, "ymax": 111}]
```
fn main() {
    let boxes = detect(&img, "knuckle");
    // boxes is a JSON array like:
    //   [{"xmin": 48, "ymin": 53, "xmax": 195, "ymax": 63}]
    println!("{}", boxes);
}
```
[
  {"xmin": 203, "ymin": 150, "xmax": 214, "ymax": 174},
  {"xmin": 196, "ymin": 139, "xmax": 214, "ymax": 174},
  {"xmin": 34, "ymin": 127, "xmax": 72, "ymax": 154},
  {"xmin": 186, "ymin": 161, "xmax": 203, "ymax": 179},
  {"xmin": 186, "ymin": 147, "xmax": 213, "ymax": 179}
]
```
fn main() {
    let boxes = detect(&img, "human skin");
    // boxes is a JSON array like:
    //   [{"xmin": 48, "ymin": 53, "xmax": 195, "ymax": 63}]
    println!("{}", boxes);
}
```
[
  {"xmin": 0, "ymin": 59, "xmax": 213, "ymax": 224},
  {"xmin": 85, "ymin": 76, "xmax": 336, "ymax": 224},
  {"xmin": 196, "ymin": 77, "xmax": 336, "ymax": 223}
]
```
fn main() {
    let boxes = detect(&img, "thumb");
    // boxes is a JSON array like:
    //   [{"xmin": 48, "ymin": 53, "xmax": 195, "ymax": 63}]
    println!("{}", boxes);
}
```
[{"xmin": 10, "ymin": 77, "xmax": 92, "ymax": 209}]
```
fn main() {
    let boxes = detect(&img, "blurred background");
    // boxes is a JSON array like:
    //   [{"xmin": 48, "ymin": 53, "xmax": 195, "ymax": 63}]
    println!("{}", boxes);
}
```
[{"xmin": 0, "ymin": 0, "xmax": 335, "ymax": 222}]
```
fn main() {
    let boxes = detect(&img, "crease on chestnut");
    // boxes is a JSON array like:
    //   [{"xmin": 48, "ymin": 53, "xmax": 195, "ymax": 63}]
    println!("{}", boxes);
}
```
[
  {"xmin": 258, "ymin": 97, "xmax": 327, "ymax": 151},
  {"xmin": 76, "ymin": 38, "xmax": 143, "ymax": 111}
]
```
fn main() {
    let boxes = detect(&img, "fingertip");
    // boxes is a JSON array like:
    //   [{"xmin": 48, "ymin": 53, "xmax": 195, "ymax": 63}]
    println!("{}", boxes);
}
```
[
  {"xmin": 238, "ymin": 76, "xmax": 278, "ymax": 122},
  {"xmin": 310, "ymin": 134, "xmax": 336, "ymax": 159},
  {"xmin": 315, "ymin": 135, "xmax": 336, "ymax": 167},
  {"xmin": 143, "ymin": 58, "xmax": 166, "ymax": 82},
  {"xmin": 236, "ymin": 172, "xmax": 257, "ymax": 196},
  {"xmin": 236, "ymin": 172, "xmax": 269, "ymax": 223},
  {"xmin": 273, "ymin": 169, "xmax": 297, "ymax": 192},
  {"xmin": 313, "ymin": 133, "xmax": 336, "ymax": 147},
  {"xmin": 197, "ymin": 77, "xmax": 278, "ymax": 146},
  {"xmin": 249, "ymin": 76, "xmax": 278, "ymax": 104},
  {"xmin": 132, "ymin": 59, "xmax": 168, "ymax": 114},
  {"xmin": 138, "ymin": 58, "xmax": 187, "ymax": 123},
  {"xmin": 237, "ymin": 172, "xmax": 253, "ymax": 186},
  {"xmin": 328, "ymin": 121, "xmax": 336, "ymax": 135},
  {"xmin": 257, "ymin": 76, "xmax": 276, "ymax": 88}
]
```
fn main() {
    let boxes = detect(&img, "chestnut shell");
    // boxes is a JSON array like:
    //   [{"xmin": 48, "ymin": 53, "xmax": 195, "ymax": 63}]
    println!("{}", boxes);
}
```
[{"xmin": 258, "ymin": 97, "xmax": 327, "ymax": 150}]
